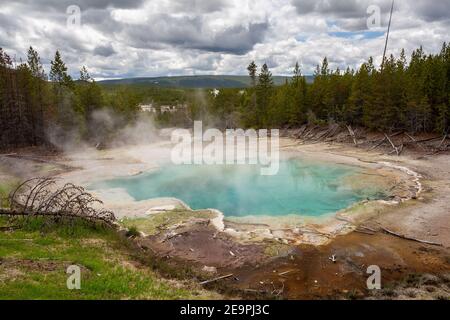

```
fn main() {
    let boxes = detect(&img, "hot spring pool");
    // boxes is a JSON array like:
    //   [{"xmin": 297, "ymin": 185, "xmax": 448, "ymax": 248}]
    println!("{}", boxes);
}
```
[{"xmin": 90, "ymin": 159, "xmax": 385, "ymax": 218}]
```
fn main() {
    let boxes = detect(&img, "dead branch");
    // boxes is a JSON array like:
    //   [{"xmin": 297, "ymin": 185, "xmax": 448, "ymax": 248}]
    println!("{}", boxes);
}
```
[
  {"xmin": 271, "ymin": 281, "xmax": 285, "ymax": 296},
  {"xmin": 278, "ymin": 270, "xmax": 295, "ymax": 276},
  {"xmin": 354, "ymin": 229, "xmax": 376, "ymax": 235},
  {"xmin": 404, "ymin": 133, "xmax": 427, "ymax": 151},
  {"xmin": 244, "ymin": 288, "xmax": 266, "ymax": 294},
  {"xmin": 389, "ymin": 132, "xmax": 404, "ymax": 138},
  {"xmin": 404, "ymin": 136, "xmax": 442, "ymax": 144},
  {"xmin": 369, "ymin": 137, "xmax": 387, "ymax": 151},
  {"xmin": 380, "ymin": 226, "xmax": 443, "ymax": 247},
  {"xmin": 315, "ymin": 124, "xmax": 341, "ymax": 142},
  {"xmin": 404, "ymin": 132, "xmax": 416, "ymax": 143},
  {"xmin": 438, "ymin": 134, "xmax": 448, "ymax": 149},
  {"xmin": 160, "ymin": 231, "xmax": 189, "ymax": 243},
  {"xmin": 398, "ymin": 144, "xmax": 404, "ymax": 155},
  {"xmin": 384, "ymin": 133, "xmax": 400, "ymax": 156},
  {"xmin": 359, "ymin": 225, "xmax": 378, "ymax": 233},
  {"xmin": 0, "ymin": 178, "xmax": 116, "ymax": 227},
  {"xmin": 295, "ymin": 125, "xmax": 308, "ymax": 138},
  {"xmin": 199, "ymin": 274, "xmax": 234, "ymax": 285},
  {"xmin": 346, "ymin": 125, "xmax": 358, "ymax": 145}
]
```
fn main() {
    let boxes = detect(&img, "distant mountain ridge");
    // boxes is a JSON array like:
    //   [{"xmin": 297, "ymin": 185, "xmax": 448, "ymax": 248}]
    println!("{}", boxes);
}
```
[{"xmin": 99, "ymin": 75, "xmax": 314, "ymax": 89}]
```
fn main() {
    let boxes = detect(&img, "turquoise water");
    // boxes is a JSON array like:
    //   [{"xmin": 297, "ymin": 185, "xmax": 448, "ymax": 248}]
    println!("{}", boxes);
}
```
[{"xmin": 90, "ymin": 159, "xmax": 384, "ymax": 217}]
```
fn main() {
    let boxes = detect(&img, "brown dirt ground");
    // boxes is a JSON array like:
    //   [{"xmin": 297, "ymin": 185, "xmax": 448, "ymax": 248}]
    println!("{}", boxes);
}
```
[{"xmin": 135, "ymin": 219, "xmax": 450, "ymax": 299}]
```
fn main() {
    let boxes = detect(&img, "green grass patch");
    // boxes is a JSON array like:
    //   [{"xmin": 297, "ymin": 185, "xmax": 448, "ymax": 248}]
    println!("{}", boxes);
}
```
[
  {"xmin": 0, "ymin": 179, "xmax": 20, "ymax": 208},
  {"xmin": 0, "ymin": 217, "xmax": 219, "ymax": 300},
  {"xmin": 120, "ymin": 209, "xmax": 215, "ymax": 235}
]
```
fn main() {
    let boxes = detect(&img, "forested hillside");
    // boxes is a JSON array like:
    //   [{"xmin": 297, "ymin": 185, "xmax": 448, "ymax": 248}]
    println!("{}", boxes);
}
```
[
  {"xmin": 99, "ymin": 75, "xmax": 305, "ymax": 88},
  {"xmin": 1, "ymin": 43, "xmax": 449, "ymax": 150},
  {"xmin": 0, "ymin": 48, "xmax": 141, "ymax": 149},
  {"xmin": 152, "ymin": 43, "xmax": 449, "ymax": 133},
  {"xmin": 195, "ymin": 44, "xmax": 449, "ymax": 133}
]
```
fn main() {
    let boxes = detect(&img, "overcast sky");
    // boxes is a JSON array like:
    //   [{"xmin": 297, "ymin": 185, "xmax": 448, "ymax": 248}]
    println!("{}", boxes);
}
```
[{"xmin": 0, "ymin": 0, "xmax": 449, "ymax": 79}]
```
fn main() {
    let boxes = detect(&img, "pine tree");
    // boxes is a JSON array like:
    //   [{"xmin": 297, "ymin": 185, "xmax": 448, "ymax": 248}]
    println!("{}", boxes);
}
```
[
  {"xmin": 79, "ymin": 66, "xmax": 91, "ymax": 82},
  {"xmin": 346, "ymin": 63, "xmax": 370, "ymax": 126},
  {"xmin": 256, "ymin": 63, "xmax": 273, "ymax": 127},
  {"xmin": 247, "ymin": 61, "xmax": 257, "ymax": 87},
  {"xmin": 49, "ymin": 50, "xmax": 82, "ymax": 139},
  {"xmin": 26, "ymin": 47, "xmax": 47, "ymax": 144},
  {"xmin": 290, "ymin": 62, "xmax": 307, "ymax": 125},
  {"xmin": 293, "ymin": 62, "xmax": 301, "ymax": 83},
  {"xmin": 309, "ymin": 57, "xmax": 332, "ymax": 122},
  {"xmin": 50, "ymin": 50, "xmax": 73, "ymax": 87},
  {"xmin": 27, "ymin": 47, "xmax": 45, "ymax": 79},
  {"xmin": 75, "ymin": 66, "xmax": 105, "ymax": 139}
]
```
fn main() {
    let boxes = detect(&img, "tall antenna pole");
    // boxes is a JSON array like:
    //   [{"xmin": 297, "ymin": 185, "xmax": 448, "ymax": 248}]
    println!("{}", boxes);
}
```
[{"xmin": 381, "ymin": 0, "xmax": 395, "ymax": 71}]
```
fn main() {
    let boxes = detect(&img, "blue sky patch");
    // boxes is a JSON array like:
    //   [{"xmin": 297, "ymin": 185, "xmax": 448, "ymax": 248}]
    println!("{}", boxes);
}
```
[{"xmin": 328, "ymin": 31, "xmax": 385, "ymax": 40}]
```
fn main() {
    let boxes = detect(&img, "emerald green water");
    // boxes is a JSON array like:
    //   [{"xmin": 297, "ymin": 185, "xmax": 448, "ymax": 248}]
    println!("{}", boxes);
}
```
[{"xmin": 90, "ymin": 159, "xmax": 384, "ymax": 217}]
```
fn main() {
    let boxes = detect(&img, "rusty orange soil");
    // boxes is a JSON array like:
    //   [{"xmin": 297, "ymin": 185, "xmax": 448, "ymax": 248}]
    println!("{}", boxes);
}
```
[
  {"xmin": 230, "ymin": 232, "xmax": 450, "ymax": 299},
  {"xmin": 136, "ymin": 220, "xmax": 450, "ymax": 299}
]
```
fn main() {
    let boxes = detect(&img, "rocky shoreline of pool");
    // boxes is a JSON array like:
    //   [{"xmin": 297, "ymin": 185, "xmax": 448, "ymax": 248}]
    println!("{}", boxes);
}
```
[{"xmin": 53, "ymin": 138, "xmax": 426, "ymax": 246}]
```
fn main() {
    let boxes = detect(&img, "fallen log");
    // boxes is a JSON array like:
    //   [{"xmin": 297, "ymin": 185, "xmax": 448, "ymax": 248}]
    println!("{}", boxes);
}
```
[
  {"xmin": 438, "ymin": 134, "xmax": 448, "ymax": 149},
  {"xmin": 244, "ymin": 288, "xmax": 266, "ymax": 294},
  {"xmin": 369, "ymin": 137, "xmax": 387, "ymax": 151},
  {"xmin": 381, "ymin": 226, "xmax": 443, "ymax": 247},
  {"xmin": 404, "ymin": 133, "xmax": 427, "ymax": 151},
  {"xmin": 303, "ymin": 125, "xmax": 319, "ymax": 140},
  {"xmin": 398, "ymin": 144, "xmax": 404, "ymax": 155},
  {"xmin": 1, "ymin": 178, "xmax": 117, "ymax": 228},
  {"xmin": 318, "ymin": 124, "xmax": 341, "ymax": 141},
  {"xmin": 315, "ymin": 127, "xmax": 333, "ymax": 141},
  {"xmin": 0, "ymin": 208, "xmax": 116, "ymax": 228},
  {"xmin": 404, "ymin": 132, "xmax": 416, "ymax": 143},
  {"xmin": 200, "ymin": 274, "xmax": 234, "ymax": 285},
  {"xmin": 278, "ymin": 270, "xmax": 295, "ymax": 276},
  {"xmin": 385, "ymin": 133, "xmax": 400, "ymax": 156},
  {"xmin": 295, "ymin": 125, "xmax": 308, "ymax": 138},
  {"xmin": 347, "ymin": 125, "xmax": 358, "ymax": 145},
  {"xmin": 360, "ymin": 225, "xmax": 378, "ymax": 233},
  {"xmin": 404, "ymin": 136, "xmax": 442, "ymax": 145},
  {"xmin": 328, "ymin": 124, "xmax": 342, "ymax": 138},
  {"xmin": 354, "ymin": 229, "xmax": 376, "ymax": 235}
]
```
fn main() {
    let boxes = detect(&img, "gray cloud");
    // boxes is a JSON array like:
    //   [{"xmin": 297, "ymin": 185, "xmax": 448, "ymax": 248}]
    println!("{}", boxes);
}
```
[
  {"xmin": 292, "ymin": 0, "xmax": 392, "ymax": 18},
  {"xmin": 170, "ymin": 0, "xmax": 229, "ymax": 14},
  {"xmin": 14, "ymin": 0, "xmax": 145, "ymax": 11},
  {"xmin": 93, "ymin": 44, "xmax": 116, "ymax": 57},
  {"xmin": 0, "ymin": 0, "xmax": 448, "ymax": 79},
  {"xmin": 292, "ymin": 0, "xmax": 394, "ymax": 31},
  {"xmin": 120, "ymin": 14, "xmax": 268, "ymax": 54},
  {"xmin": 412, "ymin": 0, "xmax": 450, "ymax": 22},
  {"xmin": 292, "ymin": 0, "xmax": 450, "ymax": 29}
]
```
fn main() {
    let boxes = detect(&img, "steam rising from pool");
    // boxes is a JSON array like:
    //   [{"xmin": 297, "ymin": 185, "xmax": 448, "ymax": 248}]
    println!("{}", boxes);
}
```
[{"xmin": 90, "ymin": 159, "xmax": 385, "ymax": 217}]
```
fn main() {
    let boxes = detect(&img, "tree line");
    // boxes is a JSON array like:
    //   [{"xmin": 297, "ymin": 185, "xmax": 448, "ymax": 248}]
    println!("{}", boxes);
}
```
[
  {"xmin": 0, "ymin": 47, "xmax": 141, "ymax": 149},
  {"xmin": 1, "ymin": 43, "xmax": 449, "ymax": 150},
  {"xmin": 184, "ymin": 43, "xmax": 449, "ymax": 134}
]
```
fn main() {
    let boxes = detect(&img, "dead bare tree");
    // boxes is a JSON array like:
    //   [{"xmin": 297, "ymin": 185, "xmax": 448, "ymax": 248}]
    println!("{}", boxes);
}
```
[{"xmin": 0, "ymin": 178, "xmax": 116, "ymax": 228}]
